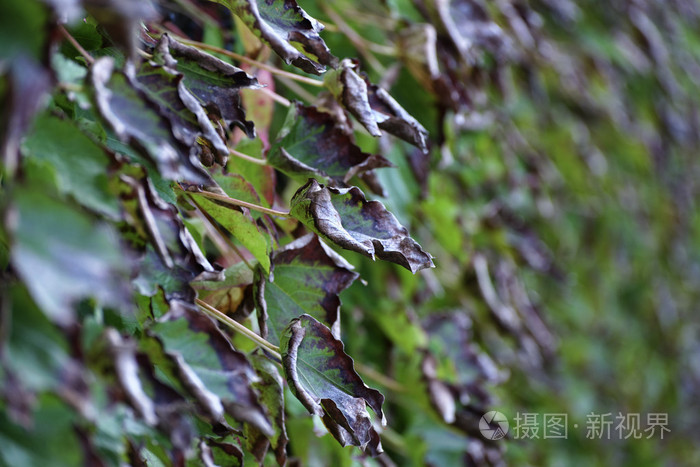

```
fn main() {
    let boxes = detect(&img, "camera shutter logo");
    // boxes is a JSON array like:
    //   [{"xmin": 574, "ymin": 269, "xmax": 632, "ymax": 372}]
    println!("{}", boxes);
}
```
[{"xmin": 480, "ymin": 411, "xmax": 509, "ymax": 440}]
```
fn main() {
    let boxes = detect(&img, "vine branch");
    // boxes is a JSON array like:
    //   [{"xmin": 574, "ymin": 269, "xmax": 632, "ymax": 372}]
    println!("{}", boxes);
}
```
[
  {"xmin": 176, "ymin": 186, "xmax": 291, "ymax": 218},
  {"xmin": 58, "ymin": 24, "xmax": 94, "ymax": 65},
  {"xmin": 196, "ymin": 299, "xmax": 282, "ymax": 358}
]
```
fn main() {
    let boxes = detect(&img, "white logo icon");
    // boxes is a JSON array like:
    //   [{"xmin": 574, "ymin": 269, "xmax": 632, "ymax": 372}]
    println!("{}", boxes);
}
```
[{"xmin": 480, "ymin": 411, "xmax": 509, "ymax": 440}]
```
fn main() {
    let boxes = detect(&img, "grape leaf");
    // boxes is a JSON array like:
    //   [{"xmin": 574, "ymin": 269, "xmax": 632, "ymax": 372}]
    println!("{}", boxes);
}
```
[
  {"xmin": 134, "ymin": 60, "xmax": 229, "ymax": 164},
  {"xmin": 289, "ymin": 179, "xmax": 434, "ymax": 273},
  {"xmin": 255, "ymin": 233, "xmax": 358, "ymax": 346},
  {"xmin": 211, "ymin": 0, "xmax": 337, "ymax": 75},
  {"xmin": 153, "ymin": 34, "xmax": 259, "ymax": 139},
  {"xmin": 325, "ymin": 59, "xmax": 429, "ymax": 151},
  {"xmin": 151, "ymin": 301, "xmax": 273, "ymax": 435},
  {"xmin": 281, "ymin": 314, "xmax": 385, "ymax": 455},
  {"xmin": 8, "ymin": 189, "xmax": 133, "ymax": 325},
  {"xmin": 268, "ymin": 102, "xmax": 392, "ymax": 185},
  {"xmin": 90, "ymin": 57, "xmax": 212, "ymax": 184}
]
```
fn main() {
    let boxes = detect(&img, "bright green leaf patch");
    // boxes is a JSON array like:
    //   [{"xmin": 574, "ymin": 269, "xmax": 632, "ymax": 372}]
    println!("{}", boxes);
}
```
[{"xmin": 255, "ymin": 233, "xmax": 358, "ymax": 346}]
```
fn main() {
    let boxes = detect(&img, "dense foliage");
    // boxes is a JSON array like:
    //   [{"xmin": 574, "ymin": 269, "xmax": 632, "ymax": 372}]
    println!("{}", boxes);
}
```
[{"xmin": 2, "ymin": 0, "xmax": 699, "ymax": 465}]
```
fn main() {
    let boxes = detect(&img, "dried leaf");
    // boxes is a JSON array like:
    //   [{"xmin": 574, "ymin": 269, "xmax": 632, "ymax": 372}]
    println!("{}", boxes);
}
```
[
  {"xmin": 90, "ymin": 57, "xmax": 212, "ymax": 184},
  {"xmin": 365, "ymin": 78, "xmax": 429, "ymax": 152},
  {"xmin": 212, "ymin": 0, "xmax": 337, "ymax": 75},
  {"xmin": 289, "ymin": 179, "xmax": 434, "ymax": 273},
  {"xmin": 325, "ymin": 59, "xmax": 429, "ymax": 151},
  {"xmin": 268, "ymin": 102, "xmax": 392, "ymax": 185},
  {"xmin": 152, "ymin": 301, "xmax": 273, "ymax": 435},
  {"xmin": 153, "ymin": 34, "xmax": 259, "ymax": 139},
  {"xmin": 280, "ymin": 314, "xmax": 384, "ymax": 455},
  {"xmin": 255, "ymin": 233, "xmax": 358, "ymax": 346}
]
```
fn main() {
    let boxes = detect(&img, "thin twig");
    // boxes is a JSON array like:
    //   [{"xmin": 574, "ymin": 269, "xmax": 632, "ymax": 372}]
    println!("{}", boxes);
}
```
[
  {"xmin": 354, "ymin": 362, "xmax": 406, "ymax": 393},
  {"xmin": 257, "ymin": 87, "xmax": 291, "ymax": 107},
  {"xmin": 196, "ymin": 299, "xmax": 282, "ymax": 358},
  {"xmin": 58, "ymin": 24, "xmax": 94, "ymax": 65},
  {"xmin": 229, "ymin": 148, "xmax": 268, "ymax": 166},
  {"xmin": 319, "ymin": 4, "xmax": 385, "ymax": 73},
  {"xmin": 183, "ymin": 187, "xmax": 291, "ymax": 218},
  {"xmin": 150, "ymin": 26, "xmax": 324, "ymax": 88}
]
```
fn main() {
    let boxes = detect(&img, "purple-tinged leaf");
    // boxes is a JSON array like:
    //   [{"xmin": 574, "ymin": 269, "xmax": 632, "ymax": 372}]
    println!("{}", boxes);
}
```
[
  {"xmin": 90, "ymin": 57, "xmax": 212, "ymax": 184},
  {"xmin": 134, "ymin": 60, "xmax": 229, "ymax": 164},
  {"xmin": 289, "ymin": 179, "xmax": 434, "ymax": 273},
  {"xmin": 280, "ymin": 314, "xmax": 385, "ymax": 455},
  {"xmin": 268, "ymin": 102, "xmax": 393, "ymax": 185},
  {"xmin": 212, "ymin": 0, "xmax": 337, "ymax": 75},
  {"xmin": 153, "ymin": 34, "xmax": 259, "ymax": 139},
  {"xmin": 255, "ymin": 233, "xmax": 358, "ymax": 346}
]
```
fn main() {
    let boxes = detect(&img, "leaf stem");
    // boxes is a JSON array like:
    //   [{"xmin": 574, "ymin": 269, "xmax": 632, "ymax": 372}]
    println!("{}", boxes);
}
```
[
  {"xmin": 319, "ymin": 4, "xmax": 385, "ymax": 73},
  {"xmin": 150, "ymin": 27, "xmax": 324, "ymax": 87},
  {"xmin": 196, "ymin": 299, "xmax": 282, "ymax": 358},
  {"xmin": 229, "ymin": 148, "xmax": 268, "ymax": 166},
  {"xmin": 176, "ymin": 186, "xmax": 291, "ymax": 218},
  {"xmin": 58, "ymin": 24, "xmax": 94, "ymax": 65}
]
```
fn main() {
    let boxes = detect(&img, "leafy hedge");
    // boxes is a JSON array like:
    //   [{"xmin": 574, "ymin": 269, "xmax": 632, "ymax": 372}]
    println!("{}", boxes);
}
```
[{"xmin": 2, "ymin": 0, "xmax": 700, "ymax": 465}]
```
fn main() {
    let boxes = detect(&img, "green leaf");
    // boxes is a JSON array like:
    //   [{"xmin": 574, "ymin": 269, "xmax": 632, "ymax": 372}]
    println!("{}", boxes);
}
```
[
  {"xmin": 8, "ymin": 188, "xmax": 133, "ymax": 325},
  {"xmin": 151, "ymin": 301, "xmax": 272, "ymax": 435},
  {"xmin": 22, "ymin": 113, "xmax": 120, "ymax": 219},
  {"xmin": 280, "ymin": 314, "xmax": 385, "ymax": 455},
  {"xmin": 153, "ymin": 34, "xmax": 259, "ymax": 138},
  {"xmin": 255, "ymin": 234, "xmax": 358, "ymax": 346},
  {"xmin": 268, "ymin": 102, "xmax": 392, "ymax": 185},
  {"xmin": 211, "ymin": 0, "xmax": 337, "ymax": 75},
  {"xmin": 289, "ymin": 179, "xmax": 434, "ymax": 273},
  {"xmin": 188, "ymin": 192, "xmax": 272, "ymax": 273},
  {"xmin": 90, "ymin": 57, "xmax": 212, "ymax": 184}
]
